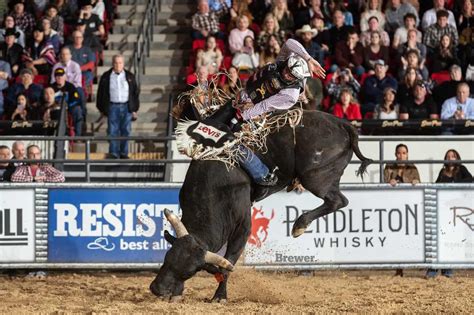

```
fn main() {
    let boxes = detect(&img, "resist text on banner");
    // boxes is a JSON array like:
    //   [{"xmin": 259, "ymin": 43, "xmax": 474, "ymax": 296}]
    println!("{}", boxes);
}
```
[
  {"xmin": 48, "ymin": 188, "xmax": 180, "ymax": 263},
  {"xmin": 245, "ymin": 190, "xmax": 425, "ymax": 265},
  {"xmin": 0, "ymin": 189, "xmax": 35, "ymax": 262},
  {"xmin": 437, "ymin": 189, "xmax": 474, "ymax": 263}
]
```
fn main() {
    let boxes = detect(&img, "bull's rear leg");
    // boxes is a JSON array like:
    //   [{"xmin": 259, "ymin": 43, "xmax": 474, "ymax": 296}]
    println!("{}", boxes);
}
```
[
  {"xmin": 211, "ymin": 222, "xmax": 250, "ymax": 303},
  {"xmin": 292, "ymin": 188, "xmax": 348, "ymax": 237}
]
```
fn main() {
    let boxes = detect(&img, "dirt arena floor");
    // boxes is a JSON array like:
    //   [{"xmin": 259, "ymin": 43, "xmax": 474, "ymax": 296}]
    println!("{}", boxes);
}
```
[{"xmin": 1, "ymin": 268, "xmax": 473, "ymax": 313}]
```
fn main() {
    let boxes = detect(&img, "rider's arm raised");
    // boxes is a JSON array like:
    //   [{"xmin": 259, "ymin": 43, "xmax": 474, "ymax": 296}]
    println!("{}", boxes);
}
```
[{"xmin": 241, "ymin": 88, "xmax": 299, "ymax": 120}]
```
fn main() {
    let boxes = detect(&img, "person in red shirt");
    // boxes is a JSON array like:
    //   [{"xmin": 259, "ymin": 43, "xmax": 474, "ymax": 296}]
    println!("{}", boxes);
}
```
[{"xmin": 332, "ymin": 88, "xmax": 362, "ymax": 120}]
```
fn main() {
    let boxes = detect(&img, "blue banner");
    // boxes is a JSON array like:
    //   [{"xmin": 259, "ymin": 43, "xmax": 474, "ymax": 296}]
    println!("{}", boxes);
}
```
[{"xmin": 48, "ymin": 188, "xmax": 180, "ymax": 263}]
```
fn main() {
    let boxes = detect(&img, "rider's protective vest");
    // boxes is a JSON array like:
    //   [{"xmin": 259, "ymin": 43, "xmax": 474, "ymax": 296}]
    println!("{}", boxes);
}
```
[{"xmin": 245, "ymin": 62, "xmax": 304, "ymax": 104}]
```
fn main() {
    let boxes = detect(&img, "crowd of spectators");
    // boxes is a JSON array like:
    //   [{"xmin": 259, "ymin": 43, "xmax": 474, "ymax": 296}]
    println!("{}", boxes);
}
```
[
  {"xmin": 0, "ymin": 0, "xmax": 117, "ymax": 137},
  {"xmin": 190, "ymin": 0, "xmax": 474, "ymax": 126}
]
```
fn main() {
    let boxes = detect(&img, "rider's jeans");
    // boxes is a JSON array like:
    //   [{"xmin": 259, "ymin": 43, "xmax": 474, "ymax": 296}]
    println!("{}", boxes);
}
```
[{"xmin": 237, "ymin": 145, "xmax": 269, "ymax": 182}]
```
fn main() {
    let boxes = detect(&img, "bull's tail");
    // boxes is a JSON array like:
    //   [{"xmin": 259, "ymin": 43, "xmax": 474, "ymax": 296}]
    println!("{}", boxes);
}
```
[{"xmin": 343, "ymin": 123, "xmax": 373, "ymax": 180}]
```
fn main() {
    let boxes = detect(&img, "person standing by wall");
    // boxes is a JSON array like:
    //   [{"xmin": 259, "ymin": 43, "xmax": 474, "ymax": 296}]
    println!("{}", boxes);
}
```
[{"xmin": 96, "ymin": 55, "xmax": 140, "ymax": 159}]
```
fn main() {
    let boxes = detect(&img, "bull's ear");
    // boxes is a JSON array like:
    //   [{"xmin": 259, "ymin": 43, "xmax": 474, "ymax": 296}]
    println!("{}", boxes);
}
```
[{"xmin": 164, "ymin": 230, "xmax": 177, "ymax": 244}]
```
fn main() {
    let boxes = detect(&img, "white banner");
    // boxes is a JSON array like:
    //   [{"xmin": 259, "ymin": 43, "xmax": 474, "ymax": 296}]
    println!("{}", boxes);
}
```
[
  {"xmin": 245, "ymin": 189, "xmax": 425, "ymax": 264},
  {"xmin": 0, "ymin": 189, "xmax": 35, "ymax": 262},
  {"xmin": 437, "ymin": 189, "xmax": 474, "ymax": 263}
]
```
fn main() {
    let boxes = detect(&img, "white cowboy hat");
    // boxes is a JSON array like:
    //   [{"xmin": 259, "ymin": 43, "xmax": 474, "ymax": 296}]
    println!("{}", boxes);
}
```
[{"xmin": 295, "ymin": 25, "xmax": 318, "ymax": 38}]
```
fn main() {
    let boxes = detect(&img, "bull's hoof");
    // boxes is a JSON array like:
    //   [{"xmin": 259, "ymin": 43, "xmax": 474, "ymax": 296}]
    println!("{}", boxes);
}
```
[
  {"xmin": 170, "ymin": 295, "xmax": 183, "ymax": 303},
  {"xmin": 292, "ymin": 217, "xmax": 309, "ymax": 238}
]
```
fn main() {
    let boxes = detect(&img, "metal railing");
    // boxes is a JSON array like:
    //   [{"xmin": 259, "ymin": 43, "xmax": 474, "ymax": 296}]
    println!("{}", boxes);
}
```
[{"xmin": 130, "ymin": 0, "xmax": 157, "ymax": 90}]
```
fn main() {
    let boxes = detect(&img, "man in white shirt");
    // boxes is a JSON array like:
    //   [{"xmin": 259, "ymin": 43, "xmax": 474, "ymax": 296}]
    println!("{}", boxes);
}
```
[{"xmin": 421, "ymin": 0, "xmax": 456, "ymax": 31}]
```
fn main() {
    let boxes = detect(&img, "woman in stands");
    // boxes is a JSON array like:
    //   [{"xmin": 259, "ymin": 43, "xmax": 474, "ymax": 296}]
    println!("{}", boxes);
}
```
[
  {"xmin": 373, "ymin": 87, "xmax": 399, "ymax": 119},
  {"xmin": 257, "ymin": 14, "xmax": 284, "ymax": 52},
  {"xmin": 231, "ymin": 35, "xmax": 259, "ymax": 71},
  {"xmin": 228, "ymin": 0, "xmax": 253, "ymax": 30},
  {"xmin": 271, "ymin": 0, "xmax": 294, "ymax": 36},
  {"xmin": 332, "ymin": 88, "xmax": 362, "ymax": 120},
  {"xmin": 384, "ymin": 143, "xmax": 420, "ymax": 187},
  {"xmin": 23, "ymin": 25, "xmax": 56, "ymax": 75},
  {"xmin": 431, "ymin": 34, "xmax": 460, "ymax": 73},
  {"xmin": 195, "ymin": 35, "xmax": 223, "ymax": 75},
  {"xmin": 11, "ymin": 93, "xmax": 28, "ymax": 121},
  {"xmin": 259, "ymin": 34, "xmax": 280, "ymax": 66},
  {"xmin": 426, "ymin": 149, "xmax": 473, "ymax": 279},
  {"xmin": 220, "ymin": 66, "xmax": 241, "ymax": 98},
  {"xmin": 228, "ymin": 15, "xmax": 254, "ymax": 54},
  {"xmin": 41, "ymin": 18, "xmax": 61, "ymax": 55},
  {"xmin": 399, "ymin": 49, "xmax": 429, "ymax": 81},
  {"xmin": 363, "ymin": 30, "xmax": 389, "ymax": 73},
  {"xmin": 360, "ymin": 0, "xmax": 385, "ymax": 32},
  {"xmin": 396, "ymin": 66, "xmax": 419, "ymax": 105},
  {"xmin": 44, "ymin": 4, "xmax": 64, "ymax": 40}
]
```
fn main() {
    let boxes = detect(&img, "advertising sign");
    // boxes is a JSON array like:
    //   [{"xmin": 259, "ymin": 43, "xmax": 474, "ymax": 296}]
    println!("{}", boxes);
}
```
[
  {"xmin": 437, "ymin": 189, "xmax": 474, "ymax": 263},
  {"xmin": 245, "ymin": 189, "xmax": 425, "ymax": 265},
  {"xmin": 0, "ymin": 189, "xmax": 35, "ymax": 262},
  {"xmin": 48, "ymin": 188, "xmax": 180, "ymax": 263}
]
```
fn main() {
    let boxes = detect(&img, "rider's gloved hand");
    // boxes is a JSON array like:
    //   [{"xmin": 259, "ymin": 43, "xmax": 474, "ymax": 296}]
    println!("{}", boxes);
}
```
[{"xmin": 230, "ymin": 109, "xmax": 244, "ymax": 132}]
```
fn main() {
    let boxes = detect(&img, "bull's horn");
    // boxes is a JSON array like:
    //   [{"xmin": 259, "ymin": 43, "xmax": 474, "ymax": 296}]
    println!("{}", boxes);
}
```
[
  {"xmin": 204, "ymin": 252, "xmax": 234, "ymax": 271},
  {"xmin": 164, "ymin": 208, "xmax": 189, "ymax": 238}
]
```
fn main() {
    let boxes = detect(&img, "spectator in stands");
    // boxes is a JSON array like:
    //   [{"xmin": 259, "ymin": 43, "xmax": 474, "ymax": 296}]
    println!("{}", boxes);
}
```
[
  {"xmin": 362, "ymin": 59, "xmax": 398, "ymax": 115},
  {"xmin": 5, "ymin": 68, "xmax": 43, "ymax": 118},
  {"xmin": 96, "ymin": 55, "xmax": 140, "ymax": 159},
  {"xmin": 293, "ymin": 0, "xmax": 324, "ymax": 30},
  {"xmin": 67, "ymin": 30, "xmax": 96, "ymax": 87},
  {"xmin": 10, "ymin": 0, "xmax": 35, "ymax": 37},
  {"xmin": 23, "ymin": 24, "xmax": 57, "ymax": 75},
  {"xmin": 333, "ymin": 28, "xmax": 365, "ymax": 76},
  {"xmin": 191, "ymin": 0, "xmax": 229, "ymax": 40},
  {"xmin": 399, "ymin": 49, "xmax": 429, "ymax": 81},
  {"xmin": 0, "ymin": 27, "xmax": 24, "ymax": 75},
  {"xmin": 423, "ymin": 10, "xmax": 459, "ymax": 54},
  {"xmin": 0, "ymin": 15, "xmax": 25, "ymax": 47},
  {"xmin": 54, "ymin": 0, "xmax": 78, "ymax": 25},
  {"xmin": 42, "ymin": 17, "xmax": 61, "ymax": 55},
  {"xmin": 441, "ymin": 82, "xmax": 474, "ymax": 119},
  {"xmin": 384, "ymin": 0, "xmax": 418, "ymax": 34},
  {"xmin": 421, "ymin": 0, "xmax": 457, "ymax": 31},
  {"xmin": 257, "ymin": 13, "xmax": 285, "ymax": 51},
  {"xmin": 432, "ymin": 65, "xmax": 474, "ymax": 110},
  {"xmin": 396, "ymin": 66, "xmax": 418, "ymax": 105},
  {"xmin": 228, "ymin": 15, "xmax": 254, "ymax": 54},
  {"xmin": 77, "ymin": 0, "xmax": 105, "ymax": 54},
  {"xmin": 392, "ymin": 13, "xmax": 422, "ymax": 49},
  {"xmin": 11, "ymin": 93, "xmax": 28, "ymax": 121},
  {"xmin": 51, "ymin": 67, "xmax": 83, "ymax": 136},
  {"xmin": 457, "ymin": 1, "xmax": 474, "ymax": 71},
  {"xmin": 384, "ymin": 143, "xmax": 420, "ymax": 188},
  {"xmin": 91, "ymin": 0, "xmax": 106, "ymax": 22},
  {"xmin": 272, "ymin": 0, "xmax": 294, "ymax": 35},
  {"xmin": 319, "ymin": 9, "xmax": 352, "ymax": 54},
  {"xmin": 431, "ymin": 34, "xmax": 460, "ymax": 73},
  {"xmin": 259, "ymin": 34, "xmax": 280, "ymax": 66},
  {"xmin": 44, "ymin": 4, "xmax": 64, "ymax": 41},
  {"xmin": 248, "ymin": 0, "xmax": 271, "ymax": 26},
  {"xmin": 0, "ymin": 145, "xmax": 11, "ymax": 181},
  {"xmin": 398, "ymin": 29, "xmax": 427, "ymax": 63},
  {"xmin": 232, "ymin": 35, "xmax": 259, "ymax": 71},
  {"xmin": 51, "ymin": 47, "xmax": 82, "ymax": 90},
  {"xmin": 228, "ymin": 0, "xmax": 253, "ymax": 30},
  {"xmin": 360, "ymin": 16, "xmax": 390, "ymax": 47},
  {"xmin": 221, "ymin": 66, "xmax": 241, "ymax": 98},
  {"xmin": 360, "ymin": 0, "xmax": 385, "ymax": 33},
  {"xmin": 363, "ymin": 31, "xmax": 390, "ymax": 73},
  {"xmin": 323, "ymin": 0, "xmax": 353, "ymax": 27},
  {"xmin": 0, "ymin": 59, "xmax": 11, "ymax": 118},
  {"xmin": 2, "ymin": 141, "xmax": 25, "ymax": 181},
  {"xmin": 332, "ymin": 88, "xmax": 362, "ymax": 120},
  {"xmin": 295, "ymin": 24, "xmax": 324, "ymax": 67},
  {"xmin": 196, "ymin": 35, "xmax": 223, "ymax": 75},
  {"xmin": 399, "ymin": 80, "xmax": 439, "ymax": 120},
  {"xmin": 11, "ymin": 144, "xmax": 65, "ymax": 182},
  {"xmin": 373, "ymin": 87, "xmax": 399, "ymax": 119},
  {"xmin": 42, "ymin": 86, "xmax": 62, "ymax": 122},
  {"xmin": 327, "ymin": 67, "xmax": 361, "ymax": 105}
]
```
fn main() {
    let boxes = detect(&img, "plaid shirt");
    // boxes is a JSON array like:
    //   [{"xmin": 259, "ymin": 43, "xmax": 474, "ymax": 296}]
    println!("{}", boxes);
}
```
[
  {"xmin": 192, "ymin": 0, "xmax": 229, "ymax": 34},
  {"xmin": 423, "ymin": 24, "xmax": 459, "ymax": 49},
  {"xmin": 12, "ymin": 12, "xmax": 35, "ymax": 35},
  {"xmin": 11, "ymin": 164, "xmax": 65, "ymax": 183}
]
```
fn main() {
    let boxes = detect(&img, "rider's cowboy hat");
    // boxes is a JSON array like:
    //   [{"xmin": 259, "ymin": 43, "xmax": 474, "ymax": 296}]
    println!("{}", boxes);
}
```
[
  {"xmin": 3, "ymin": 28, "xmax": 20, "ymax": 38},
  {"xmin": 295, "ymin": 25, "xmax": 318, "ymax": 38}
]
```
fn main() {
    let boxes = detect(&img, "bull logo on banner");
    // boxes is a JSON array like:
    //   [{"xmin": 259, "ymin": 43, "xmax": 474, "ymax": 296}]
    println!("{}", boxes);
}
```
[{"xmin": 248, "ymin": 206, "xmax": 274, "ymax": 248}]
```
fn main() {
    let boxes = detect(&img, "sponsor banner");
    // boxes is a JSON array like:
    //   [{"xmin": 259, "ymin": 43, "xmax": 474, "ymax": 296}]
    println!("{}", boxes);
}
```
[
  {"xmin": 245, "ymin": 190, "xmax": 425, "ymax": 264},
  {"xmin": 48, "ymin": 188, "xmax": 180, "ymax": 263},
  {"xmin": 0, "ymin": 189, "xmax": 35, "ymax": 262},
  {"xmin": 437, "ymin": 189, "xmax": 474, "ymax": 263}
]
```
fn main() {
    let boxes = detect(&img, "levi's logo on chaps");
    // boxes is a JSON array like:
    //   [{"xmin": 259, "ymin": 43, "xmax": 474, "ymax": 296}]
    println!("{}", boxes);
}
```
[{"xmin": 193, "ymin": 122, "xmax": 227, "ymax": 142}]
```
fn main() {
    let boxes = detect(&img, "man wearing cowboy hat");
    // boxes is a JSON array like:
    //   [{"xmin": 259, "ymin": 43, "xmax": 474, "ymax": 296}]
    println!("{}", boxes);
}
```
[
  {"xmin": 0, "ymin": 28, "xmax": 23, "ymax": 75},
  {"xmin": 296, "ymin": 24, "xmax": 324, "ymax": 67}
]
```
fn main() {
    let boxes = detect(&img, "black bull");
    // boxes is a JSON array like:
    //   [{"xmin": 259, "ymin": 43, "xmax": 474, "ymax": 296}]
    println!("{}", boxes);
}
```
[{"xmin": 150, "ymin": 110, "xmax": 372, "ymax": 302}]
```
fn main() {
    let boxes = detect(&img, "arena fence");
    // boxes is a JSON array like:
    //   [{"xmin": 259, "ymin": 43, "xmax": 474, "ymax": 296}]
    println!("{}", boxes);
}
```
[{"xmin": 0, "ymin": 183, "xmax": 472, "ymax": 270}]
